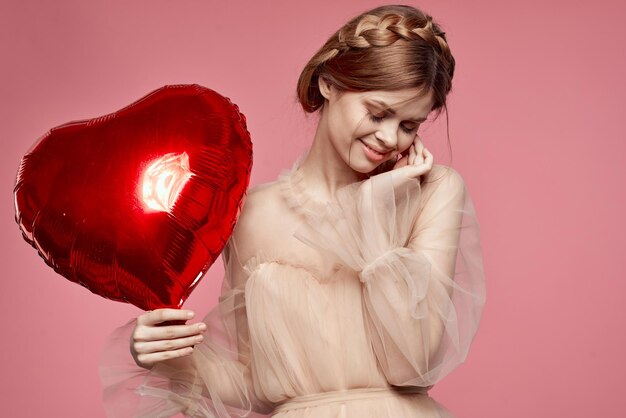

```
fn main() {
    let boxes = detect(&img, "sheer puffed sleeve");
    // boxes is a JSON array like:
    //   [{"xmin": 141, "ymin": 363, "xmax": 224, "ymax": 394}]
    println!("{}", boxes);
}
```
[
  {"xmin": 293, "ymin": 165, "xmax": 486, "ymax": 387},
  {"xmin": 98, "ymin": 238, "xmax": 271, "ymax": 417}
]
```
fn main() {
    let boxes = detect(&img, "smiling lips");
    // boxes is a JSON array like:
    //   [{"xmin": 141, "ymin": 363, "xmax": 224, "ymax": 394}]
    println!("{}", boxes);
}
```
[{"xmin": 359, "ymin": 139, "xmax": 390, "ymax": 162}]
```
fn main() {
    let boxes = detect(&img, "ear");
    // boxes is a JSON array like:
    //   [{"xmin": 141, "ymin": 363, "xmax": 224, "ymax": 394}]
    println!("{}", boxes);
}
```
[{"xmin": 318, "ymin": 76, "xmax": 332, "ymax": 100}]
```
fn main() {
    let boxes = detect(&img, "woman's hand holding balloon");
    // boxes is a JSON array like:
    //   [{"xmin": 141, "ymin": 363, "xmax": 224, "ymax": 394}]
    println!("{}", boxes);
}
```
[{"xmin": 130, "ymin": 308, "xmax": 206, "ymax": 370}]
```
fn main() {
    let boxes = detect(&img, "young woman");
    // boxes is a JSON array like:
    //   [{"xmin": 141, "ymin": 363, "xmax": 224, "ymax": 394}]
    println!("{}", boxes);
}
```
[{"xmin": 100, "ymin": 4, "xmax": 486, "ymax": 417}]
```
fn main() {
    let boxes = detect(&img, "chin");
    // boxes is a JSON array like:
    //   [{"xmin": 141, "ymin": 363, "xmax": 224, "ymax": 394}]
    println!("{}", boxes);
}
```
[
  {"xmin": 343, "ymin": 145, "xmax": 393, "ymax": 175},
  {"xmin": 349, "ymin": 159, "xmax": 392, "ymax": 177},
  {"xmin": 368, "ymin": 159, "xmax": 396, "ymax": 176}
]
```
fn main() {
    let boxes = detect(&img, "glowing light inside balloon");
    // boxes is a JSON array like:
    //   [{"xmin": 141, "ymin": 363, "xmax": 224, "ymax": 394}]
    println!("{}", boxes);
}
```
[{"xmin": 142, "ymin": 152, "xmax": 193, "ymax": 212}]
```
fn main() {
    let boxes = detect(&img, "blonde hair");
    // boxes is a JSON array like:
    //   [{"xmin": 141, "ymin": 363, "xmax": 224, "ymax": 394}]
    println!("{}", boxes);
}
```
[{"xmin": 297, "ymin": 5, "xmax": 455, "ymax": 115}]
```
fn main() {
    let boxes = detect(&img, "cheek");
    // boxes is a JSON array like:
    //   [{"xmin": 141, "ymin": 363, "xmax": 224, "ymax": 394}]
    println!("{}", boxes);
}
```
[
  {"xmin": 344, "ymin": 108, "xmax": 369, "ymax": 138},
  {"xmin": 330, "ymin": 108, "xmax": 354, "ymax": 137},
  {"xmin": 398, "ymin": 135, "xmax": 416, "ymax": 152}
]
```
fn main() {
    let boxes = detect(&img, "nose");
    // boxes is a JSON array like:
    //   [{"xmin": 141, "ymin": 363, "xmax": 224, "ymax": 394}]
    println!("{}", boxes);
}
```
[{"xmin": 374, "ymin": 124, "xmax": 398, "ymax": 150}]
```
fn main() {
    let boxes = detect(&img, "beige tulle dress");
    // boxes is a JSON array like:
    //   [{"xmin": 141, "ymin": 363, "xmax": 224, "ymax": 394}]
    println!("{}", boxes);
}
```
[{"xmin": 99, "ymin": 154, "xmax": 487, "ymax": 418}]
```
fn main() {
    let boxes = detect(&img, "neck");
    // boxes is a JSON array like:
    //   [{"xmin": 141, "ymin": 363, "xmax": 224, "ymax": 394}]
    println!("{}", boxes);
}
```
[{"xmin": 298, "ymin": 110, "xmax": 368, "ymax": 201}]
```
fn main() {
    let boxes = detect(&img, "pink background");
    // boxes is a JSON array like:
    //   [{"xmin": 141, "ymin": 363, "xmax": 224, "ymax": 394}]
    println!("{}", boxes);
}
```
[{"xmin": 1, "ymin": 0, "xmax": 624, "ymax": 416}]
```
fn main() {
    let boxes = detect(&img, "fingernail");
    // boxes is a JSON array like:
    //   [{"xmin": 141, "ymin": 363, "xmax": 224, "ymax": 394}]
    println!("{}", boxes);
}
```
[{"xmin": 187, "ymin": 311, "xmax": 194, "ymax": 318}]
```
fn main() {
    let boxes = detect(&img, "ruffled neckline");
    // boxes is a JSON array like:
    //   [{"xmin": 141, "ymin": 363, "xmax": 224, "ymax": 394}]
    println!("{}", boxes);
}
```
[{"xmin": 278, "ymin": 153, "xmax": 331, "ymax": 220}]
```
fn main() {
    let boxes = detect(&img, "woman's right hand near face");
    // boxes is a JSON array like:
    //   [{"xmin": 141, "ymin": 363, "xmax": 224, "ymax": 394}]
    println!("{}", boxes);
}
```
[
  {"xmin": 392, "ymin": 135, "xmax": 433, "ymax": 176},
  {"xmin": 130, "ymin": 308, "xmax": 207, "ymax": 369}
]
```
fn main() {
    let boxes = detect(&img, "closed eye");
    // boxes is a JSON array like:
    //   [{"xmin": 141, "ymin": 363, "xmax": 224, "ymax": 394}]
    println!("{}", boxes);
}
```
[
  {"xmin": 369, "ymin": 112, "xmax": 418, "ymax": 134},
  {"xmin": 401, "ymin": 124, "xmax": 418, "ymax": 134},
  {"xmin": 369, "ymin": 113, "xmax": 386, "ymax": 123}
]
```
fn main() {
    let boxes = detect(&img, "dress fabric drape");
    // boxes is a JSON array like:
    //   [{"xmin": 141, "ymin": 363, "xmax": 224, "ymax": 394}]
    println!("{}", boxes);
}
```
[{"xmin": 99, "ymin": 154, "xmax": 487, "ymax": 418}]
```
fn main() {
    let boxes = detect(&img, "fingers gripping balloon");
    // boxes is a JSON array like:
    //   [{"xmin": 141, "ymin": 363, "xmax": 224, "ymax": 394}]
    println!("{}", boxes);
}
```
[{"xmin": 13, "ymin": 84, "xmax": 253, "ymax": 311}]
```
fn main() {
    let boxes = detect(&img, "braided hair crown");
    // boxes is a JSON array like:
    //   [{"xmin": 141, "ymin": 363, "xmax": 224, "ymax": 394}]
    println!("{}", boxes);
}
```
[{"xmin": 297, "ymin": 5, "xmax": 455, "ymax": 114}]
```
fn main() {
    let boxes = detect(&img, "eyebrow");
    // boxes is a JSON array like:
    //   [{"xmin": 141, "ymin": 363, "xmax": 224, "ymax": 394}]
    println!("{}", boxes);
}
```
[{"xmin": 368, "ymin": 99, "xmax": 428, "ymax": 123}]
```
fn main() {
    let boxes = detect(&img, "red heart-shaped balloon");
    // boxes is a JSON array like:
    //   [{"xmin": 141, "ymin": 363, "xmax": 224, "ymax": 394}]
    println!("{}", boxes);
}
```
[{"xmin": 14, "ymin": 84, "xmax": 252, "ymax": 311}]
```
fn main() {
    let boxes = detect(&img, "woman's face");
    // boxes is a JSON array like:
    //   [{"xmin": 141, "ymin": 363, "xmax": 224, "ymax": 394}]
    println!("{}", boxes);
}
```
[{"xmin": 318, "ymin": 78, "xmax": 434, "ymax": 174}]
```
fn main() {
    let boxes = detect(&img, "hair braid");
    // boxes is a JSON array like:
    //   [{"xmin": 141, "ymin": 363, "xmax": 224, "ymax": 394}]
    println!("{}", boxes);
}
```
[
  {"xmin": 297, "ymin": 5, "xmax": 455, "ymax": 113},
  {"xmin": 340, "ymin": 13, "xmax": 452, "ymax": 66}
]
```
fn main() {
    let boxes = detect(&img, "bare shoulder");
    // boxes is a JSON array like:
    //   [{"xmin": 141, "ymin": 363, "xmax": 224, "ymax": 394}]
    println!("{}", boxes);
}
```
[
  {"xmin": 230, "ymin": 180, "xmax": 286, "ymax": 262},
  {"xmin": 418, "ymin": 164, "xmax": 466, "ymax": 210},
  {"xmin": 422, "ymin": 163, "xmax": 465, "ymax": 192},
  {"xmin": 241, "ymin": 180, "xmax": 288, "ymax": 224}
]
